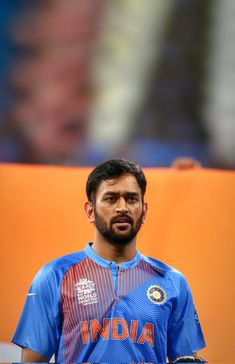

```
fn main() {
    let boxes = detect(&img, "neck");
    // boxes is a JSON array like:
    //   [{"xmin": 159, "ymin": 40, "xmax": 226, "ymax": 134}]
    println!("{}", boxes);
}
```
[{"xmin": 91, "ymin": 232, "xmax": 137, "ymax": 265}]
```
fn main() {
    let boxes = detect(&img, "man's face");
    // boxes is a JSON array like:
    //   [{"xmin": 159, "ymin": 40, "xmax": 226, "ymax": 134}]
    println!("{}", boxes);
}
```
[{"xmin": 87, "ymin": 174, "xmax": 147, "ymax": 246}]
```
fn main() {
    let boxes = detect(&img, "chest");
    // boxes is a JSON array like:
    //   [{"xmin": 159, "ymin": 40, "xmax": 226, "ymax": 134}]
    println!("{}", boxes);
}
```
[{"xmin": 60, "ymin": 259, "xmax": 175, "ymax": 342}]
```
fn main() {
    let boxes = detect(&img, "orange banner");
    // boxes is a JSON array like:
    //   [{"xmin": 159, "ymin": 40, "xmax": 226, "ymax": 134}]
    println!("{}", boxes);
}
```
[{"xmin": 1, "ymin": 164, "xmax": 235, "ymax": 362}]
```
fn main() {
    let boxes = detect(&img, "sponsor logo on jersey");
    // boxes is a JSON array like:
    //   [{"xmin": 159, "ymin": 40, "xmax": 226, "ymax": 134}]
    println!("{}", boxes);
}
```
[
  {"xmin": 75, "ymin": 278, "xmax": 98, "ymax": 305},
  {"xmin": 80, "ymin": 318, "xmax": 154, "ymax": 346},
  {"xmin": 147, "ymin": 285, "xmax": 167, "ymax": 305}
]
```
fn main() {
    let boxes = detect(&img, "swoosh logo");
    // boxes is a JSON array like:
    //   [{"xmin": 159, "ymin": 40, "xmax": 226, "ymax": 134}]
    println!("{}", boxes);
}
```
[{"xmin": 27, "ymin": 293, "xmax": 38, "ymax": 296}]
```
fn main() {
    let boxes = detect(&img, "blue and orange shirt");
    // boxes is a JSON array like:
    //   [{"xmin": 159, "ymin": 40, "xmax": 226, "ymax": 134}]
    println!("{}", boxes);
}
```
[{"xmin": 12, "ymin": 243, "xmax": 205, "ymax": 363}]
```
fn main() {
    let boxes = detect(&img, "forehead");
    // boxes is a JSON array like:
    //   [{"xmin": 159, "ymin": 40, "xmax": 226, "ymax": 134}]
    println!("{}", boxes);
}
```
[{"xmin": 96, "ymin": 174, "xmax": 141, "ymax": 196}]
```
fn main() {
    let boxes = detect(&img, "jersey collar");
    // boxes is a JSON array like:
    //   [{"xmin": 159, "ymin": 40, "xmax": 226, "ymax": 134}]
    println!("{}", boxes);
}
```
[{"xmin": 84, "ymin": 242, "xmax": 141, "ymax": 269}]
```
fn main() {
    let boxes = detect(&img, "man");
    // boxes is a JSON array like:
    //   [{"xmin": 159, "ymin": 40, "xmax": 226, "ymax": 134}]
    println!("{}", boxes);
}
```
[{"xmin": 12, "ymin": 159, "xmax": 206, "ymax": 363}]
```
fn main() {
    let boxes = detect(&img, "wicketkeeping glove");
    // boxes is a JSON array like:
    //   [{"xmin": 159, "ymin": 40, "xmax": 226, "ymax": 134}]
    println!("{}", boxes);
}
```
[{"xmin": 171, "ymin": 355, "xmax": 207, "ymax": 363}]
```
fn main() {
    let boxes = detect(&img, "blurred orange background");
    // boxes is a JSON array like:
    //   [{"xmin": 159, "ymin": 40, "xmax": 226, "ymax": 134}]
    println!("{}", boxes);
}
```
[{"xmin": 1, "ymin": 164, "xmax": 235, "ymax": 362}]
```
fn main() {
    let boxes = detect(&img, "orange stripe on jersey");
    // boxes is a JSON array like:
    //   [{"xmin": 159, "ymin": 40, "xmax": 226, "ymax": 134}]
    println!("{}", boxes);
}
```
[
  {"xmin": 124, "ymin": 270, "xmax": 127, "ymax": 297},
  {"xmin": 129, "ymin": 266, "xmax": 133, "ymax": 291},
  {"xmin": 118, "ymin": 267, "xmax": 122, "ymax": 298}
]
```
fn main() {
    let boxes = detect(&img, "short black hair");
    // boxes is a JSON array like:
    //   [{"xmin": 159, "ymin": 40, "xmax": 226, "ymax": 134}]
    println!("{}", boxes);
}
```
[{"xmin": 86, "ymin": 159, "xmax": 147, "ymax": 202}]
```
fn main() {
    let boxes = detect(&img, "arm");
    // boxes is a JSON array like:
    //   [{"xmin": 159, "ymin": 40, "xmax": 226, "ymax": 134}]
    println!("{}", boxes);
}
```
[
  {"xmin": 22, "ymin": 347, "xmax": 50, "ymax": 362},
  {"xmin": 167, "ymin": 275, "xmax": 206, "ymax": 361},
  {"xmin": 12, "ymin": 265, "xmax": 60, "ymax": 361}
]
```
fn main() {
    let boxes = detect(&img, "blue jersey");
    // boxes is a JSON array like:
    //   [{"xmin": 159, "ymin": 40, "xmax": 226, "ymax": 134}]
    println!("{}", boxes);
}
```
[{"xmin": 12, "ymin": 243, "xmax": 205, "ymax": 363}]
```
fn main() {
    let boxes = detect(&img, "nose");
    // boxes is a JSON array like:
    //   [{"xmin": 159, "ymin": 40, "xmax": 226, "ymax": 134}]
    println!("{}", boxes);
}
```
[{"xmin": 116, "ymin": 197, "xmax": 128, "ymax": 213}]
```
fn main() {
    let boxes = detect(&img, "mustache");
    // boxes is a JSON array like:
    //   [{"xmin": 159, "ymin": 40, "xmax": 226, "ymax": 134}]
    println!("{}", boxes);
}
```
[{"xmin": 111, "ymin": 214, "xmax": 133, "ymax": 225}]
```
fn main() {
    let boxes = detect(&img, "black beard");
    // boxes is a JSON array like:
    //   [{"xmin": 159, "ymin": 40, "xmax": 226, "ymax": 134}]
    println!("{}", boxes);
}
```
[{"xmin": 94, "ymin": 209, "xmax": 143, "ymax": 246}]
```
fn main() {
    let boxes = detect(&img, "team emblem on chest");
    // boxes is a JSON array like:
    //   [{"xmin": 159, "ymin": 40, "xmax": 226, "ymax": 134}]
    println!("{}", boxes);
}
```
[
  {"xmin": 147, "ymin": 285, "xmax": 167, "ymax": 305},
  {"xmin": 75, "ymin": 278, "xmax": 98, "ymax": 305}
]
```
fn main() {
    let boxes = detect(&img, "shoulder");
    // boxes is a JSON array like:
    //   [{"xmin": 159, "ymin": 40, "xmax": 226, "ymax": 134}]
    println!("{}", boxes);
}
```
[
  {"xmin": 141, "ymin": 255, "xmax": 189, "ymax": 293},
  {"xmin": 31, "ymin": 250, "xmax": 87, "ymax": 288},
  {"xmin": 43, "ymin": 250, "xmax": 87, "ymax": 273},
  {"xmin": 141, "ymin": 254, "xmax": 182, "ymax": 276}
]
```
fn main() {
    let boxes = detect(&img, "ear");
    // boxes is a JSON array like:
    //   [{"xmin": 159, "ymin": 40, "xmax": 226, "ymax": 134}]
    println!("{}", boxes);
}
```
[
  {"xmin": 142, "ymin": 202, "xmax": 148, "ymax": 224},
  {"xmin": 84, "ymin": 201, "xmax": 95, "ymax": 223}
]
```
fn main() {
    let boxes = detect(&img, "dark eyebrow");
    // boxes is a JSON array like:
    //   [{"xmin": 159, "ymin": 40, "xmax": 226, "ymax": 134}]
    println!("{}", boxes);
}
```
[
  {"xmin": 102, "ymin": 191, "xmax": 140, "ymax": 198},
  {"xmin": 125, "ymin": 192, "xmax": 140, "ymax": 198},
  {"xmin": 103, "ymin": 192, "xmax": 119, "ymax": 197}
]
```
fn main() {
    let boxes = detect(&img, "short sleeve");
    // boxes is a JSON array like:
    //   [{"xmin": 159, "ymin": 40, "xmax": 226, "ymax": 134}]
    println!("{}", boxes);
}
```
[
  {"xmin": 167, "ymin": 275, "xmax": 206, "ymax": 360},
  {"xmin": 12, "ymin": 265, "xmax": 61, "ymax": 359}
]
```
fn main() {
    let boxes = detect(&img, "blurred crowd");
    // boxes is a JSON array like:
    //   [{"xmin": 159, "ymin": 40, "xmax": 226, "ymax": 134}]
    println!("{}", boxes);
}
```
[
  {"xmin": 0, "ymin": 0, "xmax": 104, "ymax": 164},
  {"xmin": 119, "ymin": 0, "xmax": 211, "ymax": 167},
  {"xmin": 0, "ymin": 0, "xmax": 234, "ymax": 168}
]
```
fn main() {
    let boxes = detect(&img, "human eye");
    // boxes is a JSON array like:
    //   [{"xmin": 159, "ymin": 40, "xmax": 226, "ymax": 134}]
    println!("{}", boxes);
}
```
[
  {"xmin": 105, "ymin": 195, "xmax": 116, "ymax": 203},
  {"xmin": 127, "ymin": 195, "xmax": 138, "ymax": 203}
]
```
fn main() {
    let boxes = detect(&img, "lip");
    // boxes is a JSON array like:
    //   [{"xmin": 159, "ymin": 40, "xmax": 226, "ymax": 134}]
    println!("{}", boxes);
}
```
[
  {"xmin": 113, "ymin": 222, "xmax": 131, "ymax": 230},
  {"xmin": 112, "ymin": 216, "xmax": 132, "ymax": 224},
  {"xmin": 113, "ymin": 222, "xmax": 130, "ymax": 226}
]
